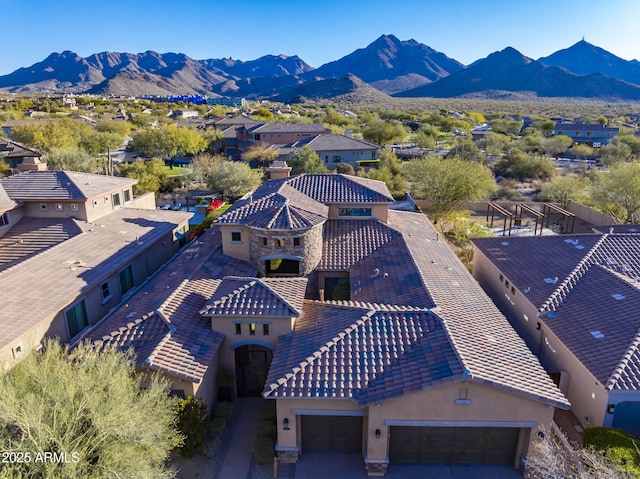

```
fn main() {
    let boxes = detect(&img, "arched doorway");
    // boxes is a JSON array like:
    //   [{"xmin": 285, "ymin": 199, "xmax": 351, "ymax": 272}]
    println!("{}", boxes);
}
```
[{"xmin": 235, "ymin": 344, "xmax": 273, "ymax": 397}]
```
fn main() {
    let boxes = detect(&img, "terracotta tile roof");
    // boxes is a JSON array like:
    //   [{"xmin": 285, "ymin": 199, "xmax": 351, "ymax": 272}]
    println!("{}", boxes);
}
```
[
  {"xmin": 248, "ymin": 123, "xmax": 330, "ymax": 134},
  {"xmin": 289, "ymin": 134, "xmax": 380, "ymax": 152},
  {"xmin": 474, "ymin": 232, "xmax": 640, "ymax": 392},
  {"xmin": 0, "ymin": 137, "xmax": 39, "ymax": 158},
  {"xmin": 200, "ymin": 276, "xmax": 307, "ymax": 318},
  {"xmin": 218, "ymin": 185, "xmax": 328, "ymax": 230},
  {"xmin": 0, "ymin": 217, "xmax": 83, "ymax": 270},
  {"xmin": 85, "ymin": 227, "xmax": 257, "ymax": 382},
  {"xmin": 0, "ymin": 208, "xmax": 191, "ymax": 352},
  {"xmin": 1, "ymin": 171, "xmax": 137, "ymax": 201},
  {"xmin": 0, "ymin": 184, "xmax": 18, "ymax": 212},
  {"xmin": 388, "ymin": 211, "xmax": 569, "ymax": 408},
  {"xmin": 319, "ymin": 219, "xmax": 401, "ymax": 270},
  {"xmin": 288, "ymin": 174, "xmax": 394, "ymax": 204},
  {"xmin": 349, "ymin": 235, "xmax": 435, "ymax": 308},
  {"xmin": 263, "ymin": 301, "xmax": 465, "ymax": 404}
]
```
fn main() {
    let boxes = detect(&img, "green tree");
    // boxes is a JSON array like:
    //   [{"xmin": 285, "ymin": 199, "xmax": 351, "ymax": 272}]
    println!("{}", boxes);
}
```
[
  {"xmin": 129, "ymin": 124, "xmax": 207, "ymax": 164},
  {"xmin": 446, "ymin": 136, "xmax": 483, "ymax": 162},
  {"xmin": 242, "ymin": 144, "xmax": 278, "ymax": 169},
  {"xmin": 591, "ymin": 162, "xmax": 640, "ymax": 223},
  {"xmin": 288, "ymin": 146, "xmax": 328, "ymax": 175},
  {"xmin": 494, "ymin": 148, "xmax": 555, "ymax": 181},
  {"xmin": 598, "ymin": 142, "xmax": 632, "ymax": 166},
  {"xmin": 365, "ymin": 149, "xmax": 407, "ymax": 196},
  {"xmin": 0, "ymin": 159, "xmax": 9, "ymax": 176},
  {"xmin": 11, "ymin": 118, "xmax": 92, "ymax": 152},
  {"xmin": 362, "ymin": 120, "xmax": 405, "ymax": 145},
  {"xmin": 208, "ymin": 161, "xmax": 262, "ymax": 202},
  {"xmin": 0, "ymin": 339, "xmax": 182, "ymax": 479},
  {"xmin": 531, "ymin": 119, "xmax": 556, "ymax": 137},
  {"xmin": 478, "ymin": 132, "xmax": 511, "ymax": 158},
  {"xmin": 44, "ymin": 147, "xmax": 97, "ymax": 173},
  {"xmin": 571, "ymin": 144, "xmax": 594, "ymax": 161},
  {"xmin": 540, "ymin": 135, "xmax": 573, "ymax": 157},
  {"xmin": 404, "ymin": 156, "xmax": 495, "ymax": 223},
  {"xmin": 191, "ymin": 153, "xmax": 225, "ymax": 184},
  {"xmin": 538, "ymin": 174, "xmax": 588, "ymax": 208},
  {"xmin": 118, "ymin": 158, "xmax": 169, "ymax": 194},
  {"xmin": 488, "ymin": 118, "xmax": 522, "ymax": 136},
  {"xmin": 335, "ymin": 163, "xmax": 356, "ymax": 175}
]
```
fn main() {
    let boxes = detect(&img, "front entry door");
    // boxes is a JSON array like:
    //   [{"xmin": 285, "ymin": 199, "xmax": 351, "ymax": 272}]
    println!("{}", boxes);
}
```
[{"xmin": 235, "ymin": 345, "xmax": 273, "ymax": 397}]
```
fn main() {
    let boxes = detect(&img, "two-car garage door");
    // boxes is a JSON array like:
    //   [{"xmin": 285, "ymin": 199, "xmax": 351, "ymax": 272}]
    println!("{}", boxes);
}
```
[{"xmin": 389, "ymin": 426, "xmax": 519, "ymax": 465}]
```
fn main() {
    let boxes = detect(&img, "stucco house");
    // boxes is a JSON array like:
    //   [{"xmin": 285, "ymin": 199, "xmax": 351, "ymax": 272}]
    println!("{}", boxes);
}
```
[
  {"xmin": 0, "ymin": 170, "xmax": 191, "ymax": 365},
  {"xmin": 472, "ymin": 228, "xmax": 640, "ymax": 440},
  {"xmin": 272, "ymin": 133, "xmax": 380, "ymax": 170},
  {"xmin": 82, "ymin": 170, "xmax": 568, "ymax": 476}
]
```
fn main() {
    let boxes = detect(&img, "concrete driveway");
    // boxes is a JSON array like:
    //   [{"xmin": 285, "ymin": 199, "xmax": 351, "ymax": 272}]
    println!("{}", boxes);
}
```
[{"xmin": 293, "ymin": 453, "xmax": 523, "ymax": 479}]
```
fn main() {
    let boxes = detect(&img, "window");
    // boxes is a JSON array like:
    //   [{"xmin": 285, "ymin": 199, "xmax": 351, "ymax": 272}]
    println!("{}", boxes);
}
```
[
  {"xmin": 123, "ymin": 189, "xmax": 131, "ymax": 203},
  {"xmin": 101, "ymin": 281, "xmax": 111, "ymax": 302},
  {"xmin": 235, "ymin": 323, "xmax": 242, "ymax": 335},
  {"xmin": 0, "ymin": 212, "xmax": 9, "ymax": 227},
  {"xmin": 263, "ymin": 323, "xmax": 270, "ymax": 336},
  {"xmin": 276, "ymin": 238, "xmax": 285, "ymax": 247},
  {"xmin": 249, "ymin": 323, "xmax": 256, "ymax": 336},
  {"xmin": 293, "ymin": 237, "xmax": 301, "ymax": 246},
  {"xmin": 499, "ymin": 274, "xmax": 504, "ymax": 282},
  {"xmin": 112, "ymin": 193, "xmax": 121, "ymax": 208},
  {"xmin": 332, "ymin": 155, "xmax": 341, "ymax": 163},
  {"xmin": 119, "ymin": 265, "xmax": 134, "ymax": 295},
  {"xmin": 575, "ymin": 131, "xmax": 581, "ymax": 136},
  {"xmin": 587, "ymin": 131, "xmax": 593, "ymax": 137},
  {"xmin": 231, "ymin": 231, "xmax": 242, "ymax": 243},
  {"xmin": 338, "ymin": 207, "xmax": 372, "ymax": 217},
  {"xmin": 70, "ymin": 203, "xmax": 79, "ymax": 212},
  {"xmin": 505, "ymin": 280, "xmax": 510, "ymax": 289},
  {"xmin": 40, "ymin": 204, "xmax": 48, "ymax": 211},
  {"xmin": 511, "ymin": 286, "xmax": 516, "ymax": 294},
  {"xmin": 55, "ymin": 203, "xmax": 64, "ymax": 212},
  {"xmin": 262, "ymin": 237, "xmax": 268, "ymax": 246},
  {"xmin": 65, "ymin": 299, "xmax": 88, "ymax": 340}
]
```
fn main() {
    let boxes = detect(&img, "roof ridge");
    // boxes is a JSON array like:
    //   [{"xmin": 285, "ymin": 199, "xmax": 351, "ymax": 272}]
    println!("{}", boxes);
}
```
[
  {"xmin": 256, "ymin": 278, "xmax": 303, "ymax": 316},
  {"xmin": 605, "ymin": 327, "xmax": 640, "ymax": 390},
  {"xmin": 263, "ymin": 310, "xmax": 375, "ymax": 396},
  {"xmin": 207, "ymin": 279, "xmax": 256, "ymax": 308},
  {"xmin": 540, "ymin": 233, "xmax": 609, "ymax": 312}
]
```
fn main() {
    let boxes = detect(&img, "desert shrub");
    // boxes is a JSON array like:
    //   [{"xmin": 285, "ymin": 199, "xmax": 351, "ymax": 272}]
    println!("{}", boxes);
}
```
[
  {"xmin": 176, "ymin": 396, "xmax": 208, "ymax": 458},
  {"xmin": 253, "ymin": 436, "xmax": 276, "ymax": 464}
]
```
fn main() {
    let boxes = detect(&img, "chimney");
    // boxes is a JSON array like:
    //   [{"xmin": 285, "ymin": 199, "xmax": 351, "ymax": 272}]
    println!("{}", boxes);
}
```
[
  {"xmin": 17, "ymin": 157, "xmax": 47, "ymax": 173},
  {"xmin": 319, "ymin": 289, "xmax": 325, "ymax": 301},
  {"xmin": 269, "ymin": 160, "xmax": 292, "ymax": 180},
  {"xmin": 345, "ymin": 129, "xmax": 353, "ymax": 138}
]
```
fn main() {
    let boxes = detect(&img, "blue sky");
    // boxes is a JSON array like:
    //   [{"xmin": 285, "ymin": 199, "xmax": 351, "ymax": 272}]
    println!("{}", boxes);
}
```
[{"xmin": 1, "ymin": 0, "xmax": 639, "ymax": 75}]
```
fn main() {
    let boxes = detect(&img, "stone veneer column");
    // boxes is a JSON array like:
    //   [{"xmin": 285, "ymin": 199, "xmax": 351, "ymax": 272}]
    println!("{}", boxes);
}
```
[{"xmin": 248, "ymin": 221, "xmax": 325, "ymax": 276}]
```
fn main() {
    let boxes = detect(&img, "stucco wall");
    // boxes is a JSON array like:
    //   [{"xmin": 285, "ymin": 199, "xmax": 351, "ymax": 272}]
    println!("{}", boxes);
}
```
[
  {"xmin": 220, "ymin": 225, "xmax": 250, "ymax": 261},
  {"xmin": 473, "ymin": 247, "xmax": 610, "ymax": 429},
  {"xmin": 327, "ymin": 204, "xmax": 388, "ymax": 223},
  {"xmin": 0, "ymin": 206, "xmax": 25, "ymax": 238}
]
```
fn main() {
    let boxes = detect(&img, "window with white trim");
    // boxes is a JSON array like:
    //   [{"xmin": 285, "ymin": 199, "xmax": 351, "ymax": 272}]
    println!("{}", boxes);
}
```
[
  {"xmin": 231, "ymin": 231, "xmax": 242, "ymax": 243},
  {"xmin": 0, "ymin": 212, "xmax": 9, "ymax": 227}
]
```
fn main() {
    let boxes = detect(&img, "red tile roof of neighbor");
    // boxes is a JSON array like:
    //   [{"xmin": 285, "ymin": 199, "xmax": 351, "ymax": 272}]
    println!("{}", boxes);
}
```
[
  {"xmin": 473, "ymin": 231, "xmax": 640, "ymax": 391},
  {"xmin": 0, "ymin": 207, "xmax": 191, "ymax": 352},
  {"xmin": 1, "ymin": 170, "xmax": 137, "ymax": 200}
]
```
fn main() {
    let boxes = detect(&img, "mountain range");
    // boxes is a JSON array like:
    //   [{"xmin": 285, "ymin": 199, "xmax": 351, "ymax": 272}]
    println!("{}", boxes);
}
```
[{"xmin": 2, "ymin": 35, "xmax": 640, "ymax": 102}]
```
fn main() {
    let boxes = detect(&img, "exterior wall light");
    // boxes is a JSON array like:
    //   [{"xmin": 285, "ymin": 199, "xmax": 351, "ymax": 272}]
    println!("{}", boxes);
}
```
[
  {"xmin": 283, "ymin": 418, "xmax": 290, "ymax": 431},
  {"xmin": 375, "ymin": 429, "xmax": 381, "ymax": 439}
]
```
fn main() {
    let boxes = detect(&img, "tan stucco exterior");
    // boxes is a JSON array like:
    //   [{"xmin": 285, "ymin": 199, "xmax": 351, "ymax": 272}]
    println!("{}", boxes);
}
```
[
  {"xmin": 273, "ymin": 380, "xmax": 554, "ymax": 474},
  {"xmin": 327, "ymin": 203, "xmax": 388, "ymax": 223},
  {"xmin": 220, "ymin": 225, "xmax": 250, "ymax": 261},
  {"xmin": 472, "ymin": 248, "xmax": 611, "ymax": 429}
]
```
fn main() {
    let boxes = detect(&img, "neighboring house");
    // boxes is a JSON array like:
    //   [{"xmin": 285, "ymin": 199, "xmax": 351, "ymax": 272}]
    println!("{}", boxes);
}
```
[
  {"xmin": 237, "ymin": 122, "xmax": 330, "ymax": 145},
  {"xmin": 0, "ymin": 137, "xmax": 41, "ymax": 169},
  {"xmin": 172, "ymin": 109, "xmax": 199, "ymax": 119},
  {"xmin": 472, "ymin": 229, "xmax": 640, "ymax": 440},
  {"xmin": 0, "ymin": 171, "xmax": 191, "ymax": 365},
  {"xmin": 82, "ymin": 170, "xmax": 567, "ymax": 476},
  {"xmin": 273, "ymin": 134, "xmax": 380, "ymax": 170},
  {"xmin": 553, "ymin": 123, "xmax": 619, "ymax": 146}
]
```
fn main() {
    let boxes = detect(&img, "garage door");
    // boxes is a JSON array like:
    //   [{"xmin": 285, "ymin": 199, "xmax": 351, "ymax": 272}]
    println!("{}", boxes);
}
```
[
  {"xmin": 302, "ymin": 415, "xmax": 363, "ymax": 453},
  {"xmin": 389, "ymin": 426, "xmax": 519, "ymax": 464}
]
